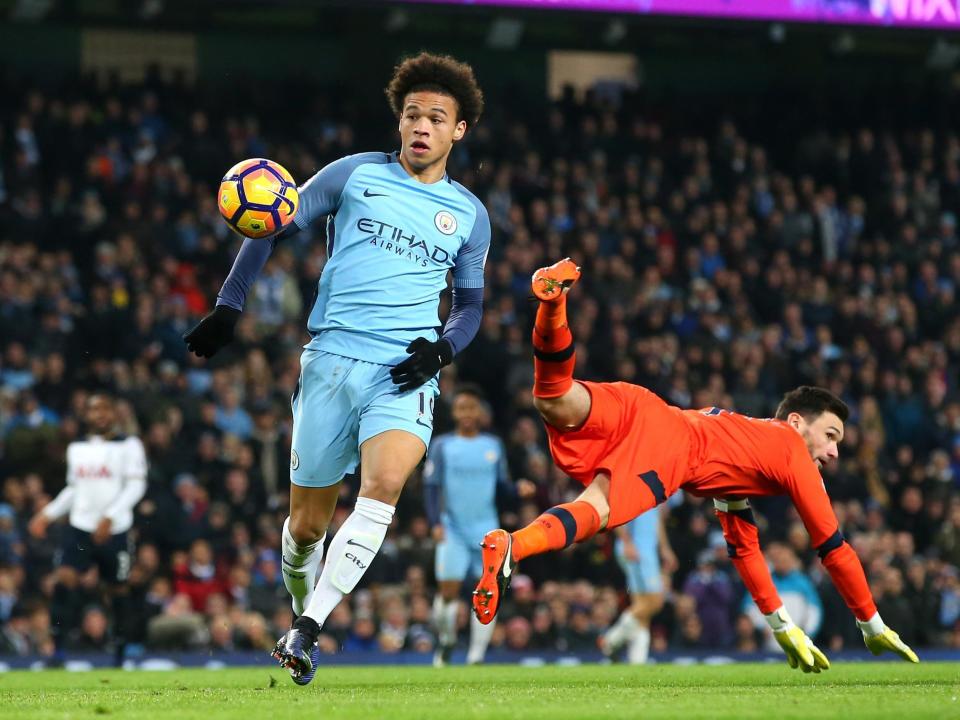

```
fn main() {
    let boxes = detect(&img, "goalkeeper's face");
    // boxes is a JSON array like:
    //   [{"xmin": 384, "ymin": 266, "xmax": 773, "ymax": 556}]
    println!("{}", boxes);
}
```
[
  {"xmin": 795, "ymin": 411, "xmax": 844, "ymax": 469},
  {"xmin": 398, "ymin": 91, "xmax": 467, "ymax": 174}
]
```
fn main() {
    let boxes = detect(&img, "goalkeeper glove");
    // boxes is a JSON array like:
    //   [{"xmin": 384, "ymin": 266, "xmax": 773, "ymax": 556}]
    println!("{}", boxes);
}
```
[
  {"xmin": 856, "ymin": 613, "xmax": 919, "ymax": 663},
  {"xmin": 183, "ymin": 305, "xmax": 241, "ymax": 358},
  {"xmin": 390, "ymin": 337, "xmax": 452, "ymax": 393},
  {"xmin": 766, "ymin": 606, "xmax": 831, "ymax": 673}
]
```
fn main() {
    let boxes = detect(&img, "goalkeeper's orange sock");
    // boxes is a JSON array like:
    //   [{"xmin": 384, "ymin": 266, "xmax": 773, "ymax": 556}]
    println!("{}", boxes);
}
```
[
  {"xmin": 532, "ymin": 296, "xmax": 576, "ymax": 398},
  {"xmin": 511, "ymin": 501, "xmax": 601, "ymax": 562}
]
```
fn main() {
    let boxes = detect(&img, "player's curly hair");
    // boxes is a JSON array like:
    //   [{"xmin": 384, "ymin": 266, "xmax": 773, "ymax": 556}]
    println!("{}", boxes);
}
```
[
  {"xmin": 385, "ymin": 52, "xmax": 484, "ymax": 128},
  {"xmin": 775, "ymin": 386, "xmax": 849, "ymax": 423}
]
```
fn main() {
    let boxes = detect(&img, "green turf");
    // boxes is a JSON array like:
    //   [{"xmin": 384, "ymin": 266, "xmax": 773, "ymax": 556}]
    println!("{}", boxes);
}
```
[{"xmin": 0, "ymin": 663, "xmax": 957, "ymax": 720}]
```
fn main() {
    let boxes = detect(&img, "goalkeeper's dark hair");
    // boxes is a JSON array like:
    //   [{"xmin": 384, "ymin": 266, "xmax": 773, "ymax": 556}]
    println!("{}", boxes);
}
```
[
  {"xmin": 775, "ymin": 386, "xmax": 848, "ymax": 423},
  {"xmin": 386, "ymin": 52, "xmax": 484, "ymax": 128}
]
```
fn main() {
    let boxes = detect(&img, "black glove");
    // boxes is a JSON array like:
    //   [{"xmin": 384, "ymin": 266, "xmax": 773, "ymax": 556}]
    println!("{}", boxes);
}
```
[
  {"xmin": 183, "ymin": 305, "xmax": 241, "ymax": 358},
  {"xmin": 390, "ymin": 337, "xmax": 453, "ymax": 393}
]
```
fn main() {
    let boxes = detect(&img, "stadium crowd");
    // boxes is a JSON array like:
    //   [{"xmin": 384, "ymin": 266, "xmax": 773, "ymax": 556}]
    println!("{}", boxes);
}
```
[{"xmin": 0, "ymin": 69, "xmax": 959, "ymax": 660}]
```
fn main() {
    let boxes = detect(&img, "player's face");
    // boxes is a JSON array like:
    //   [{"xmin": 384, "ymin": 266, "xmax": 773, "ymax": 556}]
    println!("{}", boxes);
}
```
[
  {"xmin": 85, "ymin": 396, "xmax": 116, "ymax": 435},
  {"xmin": 398, "ymin": 92, "xmax": 466, "ymax": 174},
  {"xmin": 452, "ymin": 393, "xmax": 483, "ymax": 433},
  {"xmin": 794, "ymin": 411, "xmax": 844, "ymax": 469}
]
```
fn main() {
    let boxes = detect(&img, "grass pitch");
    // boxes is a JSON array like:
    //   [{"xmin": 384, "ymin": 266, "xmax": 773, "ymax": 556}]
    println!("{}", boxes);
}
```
[{"xmin": 1, "ymin": 662, "xmax": 957, "ymax": 720}]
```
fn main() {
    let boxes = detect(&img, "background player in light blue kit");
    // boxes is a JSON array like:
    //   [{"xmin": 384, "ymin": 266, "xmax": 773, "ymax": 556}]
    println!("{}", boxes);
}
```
[
  {"xmin": 600, "ymin": 504, "xmax": 677, "ymax": 664},
  {"xmin": 184, "ymin": 53, "xmax": 490, "ymax": 684},
  {"xmin": 424, "ymin": 385, "xmax": 534, "ymax": 666}
]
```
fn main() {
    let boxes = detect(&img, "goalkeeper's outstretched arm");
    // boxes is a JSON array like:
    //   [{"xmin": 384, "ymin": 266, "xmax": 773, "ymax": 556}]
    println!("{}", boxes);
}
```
[
  {"xmin": 781, "ymin": 454, "xmax": 920, "ymax": 664},
  {"xmin": 715, "ymin": 498, "xmax": 829, "ymax": 672}
]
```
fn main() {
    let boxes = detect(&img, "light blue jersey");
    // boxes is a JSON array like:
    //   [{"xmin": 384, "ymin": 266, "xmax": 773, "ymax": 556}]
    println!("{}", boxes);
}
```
[
  {"xmin": 279, "ymin": 151, "xmax": 489, "ymax": 488},
  {"xmin": 425, "ymin": 432, "xmax": 508, "ymax": 582},
  {"xmin": 425, "ymin": 432, "xmax": 507, "ymax": 534},
  {"xmin": 293, "ymin": 151, "xmax": 490, "ymax": 366}
]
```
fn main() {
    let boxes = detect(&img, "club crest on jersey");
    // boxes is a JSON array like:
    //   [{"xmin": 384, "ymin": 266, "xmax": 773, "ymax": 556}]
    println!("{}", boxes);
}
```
[
  {"xmin": 291, "ymin": 450, "xmax": 299, "ymax": 471},
  {"xmin": 434, "ymin": 211, "xmax": 457, "ymax": 235}
]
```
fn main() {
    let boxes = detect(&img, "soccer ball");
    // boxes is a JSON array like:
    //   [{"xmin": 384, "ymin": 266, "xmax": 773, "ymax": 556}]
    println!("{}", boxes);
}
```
[{"xmin": 218, "ymin": 158, "xmax": 299, "ymax": 239}]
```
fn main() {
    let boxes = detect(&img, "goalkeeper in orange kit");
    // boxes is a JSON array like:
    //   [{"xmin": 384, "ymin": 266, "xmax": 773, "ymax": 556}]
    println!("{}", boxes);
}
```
[{"xmin": 472, "ymin": 259, "xmax": 919, "ymax": 671}]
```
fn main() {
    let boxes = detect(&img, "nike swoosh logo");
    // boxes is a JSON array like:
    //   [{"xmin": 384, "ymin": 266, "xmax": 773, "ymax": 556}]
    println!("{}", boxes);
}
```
[
  {"xmin": 363, "ymin": 189, "xmax": 388, "ymax": 198},
  {"xmin": 345, "ymin": 538, "xmax": 376, "ymax": 554},
  {"xmin": 265, "ymin": 188, "xmax": 297, "ymax": 214},
  {"xmin": 502, "ymin": 547, "xmax": 513, "ymax": 579},
  {"xmin": 416, "ymin": 418, "xmax": 432, "ymax": 429}
]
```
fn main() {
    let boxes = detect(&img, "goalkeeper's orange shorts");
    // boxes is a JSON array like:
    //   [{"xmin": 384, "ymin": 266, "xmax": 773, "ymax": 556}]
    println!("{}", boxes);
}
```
[{"xmin": 544, "ymin": 381, "xmax": 691, "ymax": 528}]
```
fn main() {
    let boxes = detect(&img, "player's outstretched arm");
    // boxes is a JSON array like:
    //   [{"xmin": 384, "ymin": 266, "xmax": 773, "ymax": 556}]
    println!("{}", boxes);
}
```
[
  {"xmin": 818, "ymin": 537, "xmax": 919, "ymax": 662},
  {"xmin": 183, "ymin": 234, "xmax": 277, "ymax": 358},
  {"xmin": 783, "ymin": 451, "xmax": 919, "ymax": 663},
  {"xmin": 187, "ymin": 153, "xmax": 381, "ymax": 359},
  {"xmin": 28, "ymin": 485, "xmax": 76, "ymax": 538},
  {"xmin": 715, "ymin": 498, "xmax": 830, "ymax": 672}
]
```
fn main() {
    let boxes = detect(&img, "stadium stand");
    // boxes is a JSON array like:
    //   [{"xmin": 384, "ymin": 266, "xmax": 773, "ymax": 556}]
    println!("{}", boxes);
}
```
[{"xmin": 1, "ymin": 67, "xmax": 958, "ymax": 661}]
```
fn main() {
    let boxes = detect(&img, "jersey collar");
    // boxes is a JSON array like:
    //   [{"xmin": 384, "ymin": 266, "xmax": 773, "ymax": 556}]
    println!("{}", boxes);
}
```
[{"xmin": 390, "ymin": 150, "xmax": 451, "ymax": 184}]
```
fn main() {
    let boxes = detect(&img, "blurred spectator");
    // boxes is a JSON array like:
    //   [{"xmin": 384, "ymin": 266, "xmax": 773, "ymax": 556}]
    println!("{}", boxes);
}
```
[
  {"xmin": 66, "ymin": 606, "xmax": 110, "ymax": 652},
  {"xmin": 172, "ymin": 541, "xmax": 227, "ymax": 613},
  {"xmin": 683, "ymin": 549, "xmax": 735, "ymax": 647}
]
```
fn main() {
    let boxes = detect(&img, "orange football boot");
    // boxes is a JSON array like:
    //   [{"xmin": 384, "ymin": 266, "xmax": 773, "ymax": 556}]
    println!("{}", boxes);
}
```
[
  {"xmin": 472, "ymin": 529, "xmax": 515, "ymax": 625},
  {"xmin": 531, "ymin": 258, "xmax": 581, "ymax": 302}
]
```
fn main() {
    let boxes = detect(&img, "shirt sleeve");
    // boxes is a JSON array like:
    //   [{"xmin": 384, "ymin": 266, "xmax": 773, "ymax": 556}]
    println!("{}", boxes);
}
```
[
  {"xmin": 440, "ymin": 286, "xmax": 483, "ymax": 357},
  {"xmin": 452, "ymin": 198, "xmax": 490, "ymax": 290},
  {"xmin": 216, "ymin": 237, "xmax": 276, "ymax": 311},
  {"xmin": 293, "ymin": 152, "xmax": 386, "ymax": 231},
  {"xmin": 715, "ymin": 501, "xmax": 782, "ymax": 615},
  {"xmin": 217, "ymin": 152, "xmax": 383, "ymax": 310},
  {"xmin": 103, "ymin": 439, "xmax": 148, "ymax": 526},
  {"xmin": 423, "ymin": 437, "xmax": 444, "ymax": 527},
  {"xmin": 763, "ymin": 430, "xmax": 839, "ymax": 548},
  {"xmin": 124, "ymin": 437, "xmax": 148, "ymax": 481},
  {"xmin": 770, "ymin": 432, "xmax": 877, "ymax": 621},
  {"xmin": 42, "ymin": 445, "xmax": 77, "ymax": 520},
  {"xmin": 42, "ymin": 487, "xmax": 76, "ymax": 521}
]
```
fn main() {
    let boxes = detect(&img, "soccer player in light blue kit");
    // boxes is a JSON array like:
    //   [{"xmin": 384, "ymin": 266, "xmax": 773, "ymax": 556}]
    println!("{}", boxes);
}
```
[
  {"xmin": 183, "ymin": 53, "xmax": 489, "ymax": 684},
  {"xmin": 424, "ymin": 384, "xmax": 534, "ymax": 666},
  {"xmin": 600, "ymin": 504, "xmax": 677, "ymax": 664}
]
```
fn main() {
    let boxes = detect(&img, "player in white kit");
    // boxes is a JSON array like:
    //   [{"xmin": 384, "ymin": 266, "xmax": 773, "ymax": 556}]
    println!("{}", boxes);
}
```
[{"xmin": 29, "ymin": 393, "xmax": 147, "ymax": 665}]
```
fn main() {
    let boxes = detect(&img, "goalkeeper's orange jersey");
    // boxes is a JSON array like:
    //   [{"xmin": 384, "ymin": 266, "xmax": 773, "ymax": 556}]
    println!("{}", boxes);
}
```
[
  {"xmin": 681, "ymin": 406, "xmax": 838, "ymax": 547},
  {"xmin": 545, "ymin": 381, "xmax": 876, "ymax": 620},
  {"xmin": 545, "ymin": 382, "xmax": 835, "ymax": 542}
]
